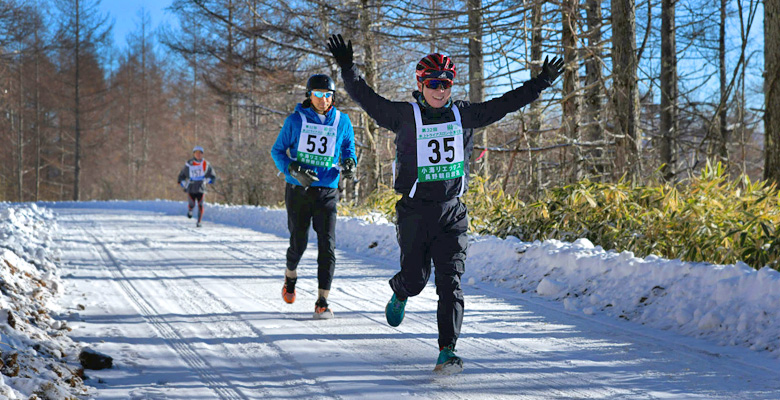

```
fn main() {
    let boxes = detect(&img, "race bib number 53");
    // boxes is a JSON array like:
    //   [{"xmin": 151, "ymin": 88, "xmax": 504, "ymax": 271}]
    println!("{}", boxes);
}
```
[
  {"xmin": 297, "ymin": 127, "xmax": 336, "ymax": 167},
  {"xmin": 296, "ymin": 112, "xmax": 339, "ymax": 168}
]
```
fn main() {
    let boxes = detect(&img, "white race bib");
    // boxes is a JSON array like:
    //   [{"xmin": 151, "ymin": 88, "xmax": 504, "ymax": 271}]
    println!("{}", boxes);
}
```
[
  {"xmin": 413, "ymin": 104, "xmax": 464, "ymax": 183},
  {"xmin": 296, "ymin": 111, "xmax": 340, "ymax": 168},
  {"xmin": 189, "ymin": 162, "xmax": 206, "ymax": 181}
]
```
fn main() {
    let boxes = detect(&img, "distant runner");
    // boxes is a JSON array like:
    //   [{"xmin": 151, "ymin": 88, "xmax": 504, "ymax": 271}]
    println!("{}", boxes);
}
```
[{"xmin": 177, "ymin": 145, "xmax": 216, "ymax": 228}]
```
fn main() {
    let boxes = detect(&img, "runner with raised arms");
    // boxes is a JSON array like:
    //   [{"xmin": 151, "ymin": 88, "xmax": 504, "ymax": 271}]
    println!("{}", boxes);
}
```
[{"xmin": 328, "ymin": 33, "xmax": 564, "ymax": 374}]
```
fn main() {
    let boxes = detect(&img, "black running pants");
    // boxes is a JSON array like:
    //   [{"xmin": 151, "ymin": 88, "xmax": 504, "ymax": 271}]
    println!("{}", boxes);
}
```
[
  {"xmin": 284, "ymin": 183, "xmax": 338, "ymax": 291},
  {"xmin": 390, "ymin": 196, "xmax": 468, "ymax": 350}
]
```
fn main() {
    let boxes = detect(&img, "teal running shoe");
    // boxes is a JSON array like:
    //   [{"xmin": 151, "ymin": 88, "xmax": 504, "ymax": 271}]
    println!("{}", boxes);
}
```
[
  {"xmin": 385, "ymin": 293, "xmax": 407, "ymax": 327},
  {"xmin": 433, "ymin": 345, "xmax": 463, "ymax": 375}
]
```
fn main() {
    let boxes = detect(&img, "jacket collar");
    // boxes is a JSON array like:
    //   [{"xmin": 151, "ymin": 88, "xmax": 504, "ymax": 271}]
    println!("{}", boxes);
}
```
[
  {"xmin": 412, "ymin": 90, "xmax": 453, "ymax": 114},
  {"xmin": 295, "ymin": 103, "xmax": 336, "ymax": 124}
]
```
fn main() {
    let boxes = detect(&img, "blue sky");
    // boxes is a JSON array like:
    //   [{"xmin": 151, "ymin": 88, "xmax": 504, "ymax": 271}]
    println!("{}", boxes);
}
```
[
  {"xmin": 95, "ymin": 0, "xmax": 764, "ymax": 108},
  {"xmin": 99, "ymin": 0, "xmax": 173, "ymax": 48}
]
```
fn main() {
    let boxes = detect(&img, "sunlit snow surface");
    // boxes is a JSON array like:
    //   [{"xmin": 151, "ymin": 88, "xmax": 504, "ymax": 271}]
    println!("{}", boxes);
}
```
[{"xmin": 2, "ymin": 200, "xmax": 778, "ymax": 399}]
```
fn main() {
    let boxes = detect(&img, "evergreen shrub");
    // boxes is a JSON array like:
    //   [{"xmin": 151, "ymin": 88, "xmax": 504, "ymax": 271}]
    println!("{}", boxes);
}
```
[{"xmin": 343, "ymin": 161, "xmax": 780, "ymax": 270}]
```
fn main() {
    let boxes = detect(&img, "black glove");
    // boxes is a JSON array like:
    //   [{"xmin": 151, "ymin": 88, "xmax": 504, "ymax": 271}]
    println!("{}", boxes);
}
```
[
  {"xmin": 537, "ymin": 56, "xmax": 565, "ymax": 86},
  {"xmin": 327, "ymin": 34, "xmax": 353, "ymax": 69},
  {"xmin": 342, "ymin": 158, "xmax": 356, "ymax": 180},
  {"xmin": 288, "ymin": 161, "xmax": 320, "ymax": 188}
]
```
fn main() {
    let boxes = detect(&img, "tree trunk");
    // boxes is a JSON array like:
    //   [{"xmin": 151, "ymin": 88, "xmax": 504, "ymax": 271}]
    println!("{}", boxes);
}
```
[
  {"xmin": 224, "ymin": 0, "xmax": 237, "ymax": 203},
  {"xmin": 126, "ymin": 65, "xmax": 134, "ymax": 188},
  {"xmin": 73, "ymin": 0, "xmax": 82, "ymax": 201},
  {"xmin": 59, "ymin": 125, "xmax": 66, "ymax": 199},
  {"xmin": 528, "ymin": 0, "xmax": 543, "ymax": 191},
  {"xmin": 35, "ymin": 29, "xmax": 41, "ymax": 201},
  {"xmin": 429, "ymin": 0, "xmax": 437, "ymax": 53},
  {"xmin": 17, "ymin": 51, "xmax": 24, "ymax": 202},
  {"xmin": 765, "ymin": 0, "xmax": 780, "ymax": 183},
  {"xmin": 251, "ymin": 2, "xmax": 258, "ymax": 132},
  {"xmin": 191, "ymin": 19, "xmax": 200, "ymax": 144},
  {"xmin": 660, "ymin": 0, "xmax": 677, "ymax": 181},
  {"xmin": 227, "ymin": 0, "xmax": 235, "ymax": 148},
  {"xmin": 141, "ymin": 12, "xmax": 149, "ymax": 174},
  {"xmin": 584, "ymin": 0, "xmax": 604, "ymax": 180},
  {"xmin": 193, "ymin": 62, "xmax": 199, "ymax": 143},
  {"xmin": 611, "ymin": 0, "xmax": 641, "ymax": 180},
  {"xmin": 562, "ymin": 0, "xmax": 580, "ymax": 182},
  {"xmin": 717, "ymin": 0, "xmax": 728, "ymax": 164},
  {"xmin": 468, "ymin": 0, "xmax": 486, "ymax": 177},
  {"xmin": 360, "ymin": 0, "xmax": 381, "ymax": 195},
  {"xmin": 739, "ymin": 46, "xmax": 747, "ymax": 175}
]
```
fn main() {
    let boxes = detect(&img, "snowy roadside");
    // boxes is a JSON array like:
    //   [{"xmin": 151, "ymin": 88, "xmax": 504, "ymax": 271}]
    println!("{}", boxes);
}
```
[
  {"xmin": 0, "ymin": 203, "xmax": 92, "ymax": 399},
  {"xmin": 45, "ymin": 199, "xmax": 780, "ymax": 361}
]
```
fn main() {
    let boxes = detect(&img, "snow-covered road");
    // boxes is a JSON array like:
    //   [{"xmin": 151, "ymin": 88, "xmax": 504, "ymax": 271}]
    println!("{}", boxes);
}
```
[{"xmin": 53, "ymin": 207, "xmax": 780, "ymax": 399}]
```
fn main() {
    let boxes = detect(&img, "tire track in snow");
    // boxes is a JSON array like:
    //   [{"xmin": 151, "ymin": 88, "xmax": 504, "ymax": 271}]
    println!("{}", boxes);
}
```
[
  {"xmin": 187, "ymin": 222, "xmax": 748, "ymax": 399},
  {"xmin": 110, "ymin": 221, "xmax": 343, "ymax": 400},
  {"xmin": 81, "ymin": 225, "xmax": 249, "ymax": 400},
  {"xmin": 174, "ymin": 224, "xmax": 616, "ymax": 399},
  {"xmin": 170, "ymin": 224, "xmax": 472, "ymax": 399},
  {"xmin": 60, "ymin": 208, "xmax": 780, "ymax": 399}
]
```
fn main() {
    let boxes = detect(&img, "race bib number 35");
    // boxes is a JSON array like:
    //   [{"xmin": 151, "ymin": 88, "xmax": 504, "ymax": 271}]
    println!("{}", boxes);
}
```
[{"xmin": 416, "ymin": 123, "xmax": 464, "ymax": 182}]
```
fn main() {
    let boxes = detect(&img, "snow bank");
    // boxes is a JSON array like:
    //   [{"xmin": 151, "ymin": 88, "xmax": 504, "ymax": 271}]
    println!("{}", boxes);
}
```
[
  {"xmin": 468, "ymin": 237, "xmax": 780, "ymax": 357},
  {"xmin": 0, "ymin": 203, "xmax": 92, "ymax": 399},
  {"xmin": 45, "ymin": 200, "xmax": 780, "ymax": 359}
]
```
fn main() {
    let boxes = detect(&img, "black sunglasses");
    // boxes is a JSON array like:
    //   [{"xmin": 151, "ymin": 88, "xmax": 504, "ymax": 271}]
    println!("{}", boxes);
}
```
[{"xmin": 423, "ymin": 79, "xmax": 453, "ymax": 90}]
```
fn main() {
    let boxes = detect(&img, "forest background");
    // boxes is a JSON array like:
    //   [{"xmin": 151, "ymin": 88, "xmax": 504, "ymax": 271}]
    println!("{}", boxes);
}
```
[{"xmin": 0, "ymin": 0, "xmax": 777, "ymax": 217}]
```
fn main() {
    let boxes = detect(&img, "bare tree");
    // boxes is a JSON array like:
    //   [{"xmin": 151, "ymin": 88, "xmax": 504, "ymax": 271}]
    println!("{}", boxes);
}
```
[
  {"xmin": 765, "ymin": 0, "xmax": 780, "ymax": 183},
  {"xmin": 0, "ymin": 1, "xmax": 35, "ymax": 201},
  {"xmin": 3, "ymin": 0, "xmax": 774, "ymax": 203},
  {"xmin": 53, "ymin": 0, "xmax": 110, "ymax": 200},
  {"xmin": 138, "ymin": 9, "xmax": 152, "ymax": 171},
  {"xmin": 583, "ymin": 0, "xmax": 604, "ymax": 180},
  {"xmin": 611, "ymin": 0, "xmax": 641, "ymax": 179},
  {"xmin": 358, "ymin": 0, "xmax": 382, "ymax": 193},
  {"xmin": 717, "ymin": 0, "xmax": 728, "ymax": 163},
  {"xmin": 561, "ymin": 0, "xmax": 579, "ymax": 181},
  {"xmin": 468, "ymin": 0, "xmax": 486, "ymax": 176},
  {"xmin": 13, "ymin": 14, "xmax": 30, "ymax": 201},
  {"xmin": 527, "ymin": 0, "xmax": 544, "ymax": 191},
  {"xmin": 31, "ymin": 2, "xmax": 49, "ymax": 201},
  {"xmin": 659, "ymin": 0, "xmax": 677, "ymax": 181},
  {"xmin": 734, "ymin": 0, "xmax": 763, "ymax": 178},
  {"xmin": 660, "ymin": 0, "xmax": 762, "ymax": 178}
]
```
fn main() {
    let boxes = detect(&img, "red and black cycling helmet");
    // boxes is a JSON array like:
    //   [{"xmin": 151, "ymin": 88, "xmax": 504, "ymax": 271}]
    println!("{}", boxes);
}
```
[{"xmin": 415, "ymin": 53, "xmax": 457, "ymax": 83}]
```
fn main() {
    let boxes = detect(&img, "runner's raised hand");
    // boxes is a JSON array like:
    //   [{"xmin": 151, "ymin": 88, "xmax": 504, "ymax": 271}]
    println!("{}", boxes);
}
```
[
  {"xmin": 327, "ymin": 34, "xmax": 353, "ymax": 69},
  {"xmin": 538, "ymin": 56, "xmax": 565, "ymax": 86}
]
